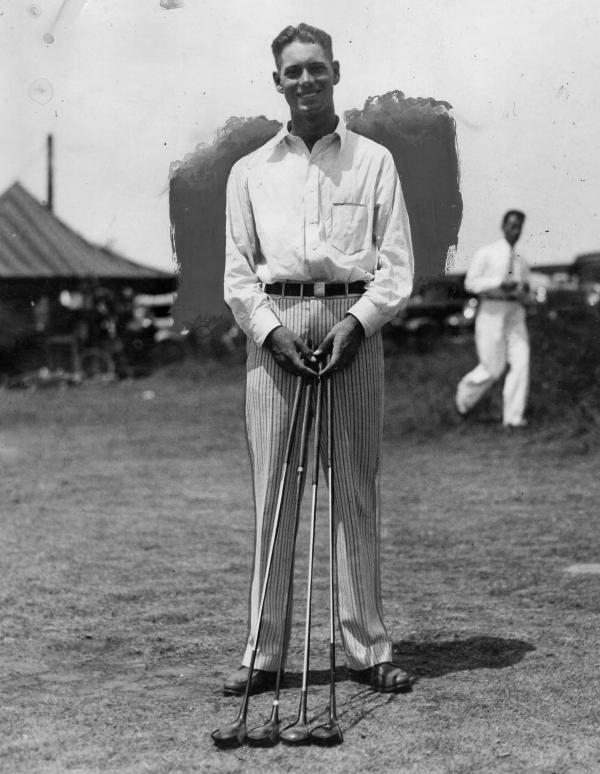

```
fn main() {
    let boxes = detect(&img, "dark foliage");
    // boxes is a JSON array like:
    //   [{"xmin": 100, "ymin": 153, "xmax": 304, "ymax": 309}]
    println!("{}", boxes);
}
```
[{"xmin": 528, "ymin": 306, "xmax": 600, "ymax": 424}]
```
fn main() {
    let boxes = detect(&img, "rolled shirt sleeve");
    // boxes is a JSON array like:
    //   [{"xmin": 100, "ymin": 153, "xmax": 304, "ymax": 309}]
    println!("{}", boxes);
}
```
[{"xmin": 347, "ymin": 150, "xmax": 414, "ymax": 337}]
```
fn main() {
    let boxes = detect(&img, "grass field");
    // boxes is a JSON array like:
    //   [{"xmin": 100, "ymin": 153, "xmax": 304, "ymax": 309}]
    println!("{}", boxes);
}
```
[{"xmin": 2, "ymin": 337, "xmax": 600, "ymax": 774}]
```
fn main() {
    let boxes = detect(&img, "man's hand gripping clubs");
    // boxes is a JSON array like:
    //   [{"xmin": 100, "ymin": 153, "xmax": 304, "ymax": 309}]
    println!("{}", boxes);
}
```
[{"xmin": 264, "ymin": 314, "xmax": 365, "ymax": 378}]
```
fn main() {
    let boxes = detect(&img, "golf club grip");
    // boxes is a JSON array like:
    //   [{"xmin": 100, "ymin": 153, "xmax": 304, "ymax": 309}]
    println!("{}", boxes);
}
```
[
  {"xmin": 327, "ymin": 375, "xmax": 332, "ymax": 465},
  {"xmin": 311, "ymin": 377, "xmax": 324, "ymax": 484},
  {"xmin": 283, "ymin": 375, "xmax": 304, "ymax": 465},
  {"xmin": 297, "ymin": 379, "xmax": 313, "ymax": 472}
]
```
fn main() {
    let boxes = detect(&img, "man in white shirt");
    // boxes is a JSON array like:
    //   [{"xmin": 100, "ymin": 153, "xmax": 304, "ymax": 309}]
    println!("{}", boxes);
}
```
[
  {"xmin": 455, "ymin": 210, "xmax": 531, "ymax": 427},
  {"xmin": 223, "ymin": 23, "xmax": 414, "ymax": 695}
]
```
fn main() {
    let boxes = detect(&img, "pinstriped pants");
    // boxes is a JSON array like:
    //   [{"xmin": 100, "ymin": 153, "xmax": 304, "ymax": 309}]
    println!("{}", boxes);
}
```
[{"xmin": 242, "ymin": 295, "xmax": 393, "ymax": 671}]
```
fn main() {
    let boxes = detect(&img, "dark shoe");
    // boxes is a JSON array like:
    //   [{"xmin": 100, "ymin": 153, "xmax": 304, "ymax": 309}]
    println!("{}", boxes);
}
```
[
  {"xmin": 223, "ymin": 666, "xmax": 280, "ymax": 696},
  {"xmin": 349, "ymin": 662, "xmax": 411, "ymax": 693},
  {"xmin": 454, "ymin": 399, "xmax": 470, "ymax": 421},
  {"xmin": 503, "ymin": 420, "xmax": 529, "ymax": 430}
]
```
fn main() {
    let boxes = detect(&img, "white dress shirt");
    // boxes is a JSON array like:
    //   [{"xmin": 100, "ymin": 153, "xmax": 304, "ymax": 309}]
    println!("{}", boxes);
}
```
[
  {"xmin": 465, "ymin": 238, "xmax": 530, "ymax": 296},
  {"xmin": 224, "ymin": 120, "xmax": 414, "ymax": 345}
]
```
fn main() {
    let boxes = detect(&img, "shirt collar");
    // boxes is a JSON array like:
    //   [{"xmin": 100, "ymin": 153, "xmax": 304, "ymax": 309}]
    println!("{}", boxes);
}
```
[
  {"xmin": 334, "ymin": 118, "xmax": 348, "ymax": 150},
  {"xmin": 268, "ymin": 116, "xmax": 348, "ymax": 152}
]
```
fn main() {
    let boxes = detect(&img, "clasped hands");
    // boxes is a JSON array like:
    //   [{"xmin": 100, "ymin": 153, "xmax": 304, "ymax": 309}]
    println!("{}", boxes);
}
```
[
  {"xmin": 484, "ymin": 280, "xmax": 529, "ymax": 302},
  {"xmin": 264, "ymin": 315, "xmax": 364, "ymax": 378},
  {"xmin": 500, "ymin": 279, "xmax": 530, "ymax": 302}
]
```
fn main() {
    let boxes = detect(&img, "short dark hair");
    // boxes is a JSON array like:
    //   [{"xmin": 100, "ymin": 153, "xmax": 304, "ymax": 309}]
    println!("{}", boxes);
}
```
[
  {"xmin": 502, "ymin": 209, "xmax": 526, "ymax": 225},
  {"xmin": 271, "ymin": 23, "xmax": 334, "ymax": 68}
]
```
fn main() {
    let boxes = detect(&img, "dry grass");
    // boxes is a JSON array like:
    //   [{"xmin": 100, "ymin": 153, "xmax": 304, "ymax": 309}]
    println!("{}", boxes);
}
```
[{"xmin": 1, "ymin": 341, "xmax": 600, "ymax": 773}]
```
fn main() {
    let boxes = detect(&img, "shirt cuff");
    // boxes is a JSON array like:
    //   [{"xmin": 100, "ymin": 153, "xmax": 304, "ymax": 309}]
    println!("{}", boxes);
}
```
[
  {"xmin": 345, "ymin": 296, "xmax": 384, "ymax": 338},
  {"xmin": 466, "ymin": 279, "xmax": 501, "ymax": 294},
  {"xmin": 252, "ymin": 307, "xmax": 282, "ymax": 347}
]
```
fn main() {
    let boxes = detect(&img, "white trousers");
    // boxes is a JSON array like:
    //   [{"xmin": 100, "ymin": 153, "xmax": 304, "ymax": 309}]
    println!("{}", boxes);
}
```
[
  {"xmin": 242, "ymin": 295, "xmax": 393, "ymax": 671},
  {"xmin": 456, "ymin": 299, "xmax": 530, "ymax": 426}
]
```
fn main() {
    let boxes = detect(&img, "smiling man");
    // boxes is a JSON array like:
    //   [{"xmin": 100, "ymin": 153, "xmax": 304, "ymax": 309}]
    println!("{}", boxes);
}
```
[{"xmin": 223, "ymin": 23, "xmax": 414, "ymax": 695}]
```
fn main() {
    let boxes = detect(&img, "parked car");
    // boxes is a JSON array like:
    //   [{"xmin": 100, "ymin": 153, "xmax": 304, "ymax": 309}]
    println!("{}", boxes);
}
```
[
  {"xmin": 533, "ymin": 285, "xmax": 590, "ymax": 320},
  {"xmin": 384, "ymin": 275, "xmax": 474, "ymax": 351}
]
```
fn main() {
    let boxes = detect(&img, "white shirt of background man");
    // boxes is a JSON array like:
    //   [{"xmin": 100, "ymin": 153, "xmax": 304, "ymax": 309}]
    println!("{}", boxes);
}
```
[{"xmin": 464, "ymin": 238, "xmax": 530, "ymax": 296}]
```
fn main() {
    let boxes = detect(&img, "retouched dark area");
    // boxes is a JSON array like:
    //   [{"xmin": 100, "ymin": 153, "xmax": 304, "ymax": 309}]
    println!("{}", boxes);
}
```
[
  {"xmin": 346, "ymin": 91, "xmax": 463, "ymax": 279},
  {"xmin": 169, "ymin": 91, "xmax": 462, "ymax": 330},
  {"xmin": 169, "ymin": 116, "xmax": 281, "ymax": 328}
]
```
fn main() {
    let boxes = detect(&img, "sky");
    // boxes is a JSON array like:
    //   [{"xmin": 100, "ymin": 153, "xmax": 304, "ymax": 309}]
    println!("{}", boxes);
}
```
[{"xmin": 2, "ymin": 0, "xmax": 599, "ymax": 274}]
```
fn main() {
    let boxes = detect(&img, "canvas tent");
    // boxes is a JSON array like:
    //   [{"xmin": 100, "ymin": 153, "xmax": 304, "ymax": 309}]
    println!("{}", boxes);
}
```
[
  {"xmin": 0, "ymin": 182, "xmax": 175, "ymax": 295},
  {"xmin": 0, "ymin": 182, "xmax": 175, "ymax": 351}
]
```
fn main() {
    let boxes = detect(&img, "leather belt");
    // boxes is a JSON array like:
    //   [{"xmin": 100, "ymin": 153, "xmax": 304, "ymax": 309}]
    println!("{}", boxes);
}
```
[{"xmin": 263, "ymin": 281, "xmax": 366, "ymax": 298}]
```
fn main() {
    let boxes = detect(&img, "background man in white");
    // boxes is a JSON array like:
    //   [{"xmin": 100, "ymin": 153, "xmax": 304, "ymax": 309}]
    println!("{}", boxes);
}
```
[
  {"xmin": 223, "ymin": 23, "xmax": 414, "ymax": 695},
  {"xmin": 456, "ymin": 210, "xmax": 530, "ymax": 428}
]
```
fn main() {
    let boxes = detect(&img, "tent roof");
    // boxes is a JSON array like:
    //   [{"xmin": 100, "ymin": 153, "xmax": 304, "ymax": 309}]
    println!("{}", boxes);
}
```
[{"xmin": 0, "ymin": 182, "xmax": 173, "ymax": 281}]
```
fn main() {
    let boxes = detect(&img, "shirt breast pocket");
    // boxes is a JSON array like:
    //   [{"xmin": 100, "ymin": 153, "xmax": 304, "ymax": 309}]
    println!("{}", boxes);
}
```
[{"xmin": 330, "ymin": 202, "xmax": 370, "ymax": 255}]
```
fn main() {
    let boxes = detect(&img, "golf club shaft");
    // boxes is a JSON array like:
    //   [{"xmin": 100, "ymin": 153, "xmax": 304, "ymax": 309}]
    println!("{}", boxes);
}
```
[
  {"xmin": 236, "ymin": 374, "xmax": 305, "ymax": 721},
  {"xmin": 297, "ymin": 372, "xmax": 324, "ymax": 720},
  {"xmin": 263, "ymin": 376, "xmax": 314, "ymax": 722},
  {"xmin": 326, "ymin": 374, "xmax": 338, "ymax": 722}
]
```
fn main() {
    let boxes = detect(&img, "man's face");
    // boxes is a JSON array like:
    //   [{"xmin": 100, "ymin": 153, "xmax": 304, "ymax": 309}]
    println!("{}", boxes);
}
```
[
  {"xmin": 502, "ymin": 214, "xmax": 524, "ymax": 246},
  {"xmin": 273, "ymin": 40, "xmax": 340, "ymax": 119}
]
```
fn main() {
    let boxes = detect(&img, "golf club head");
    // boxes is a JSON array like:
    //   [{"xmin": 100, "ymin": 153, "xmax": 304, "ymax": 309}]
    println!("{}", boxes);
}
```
[
  {"xmin": 280, "ymin": 721, "xmax": 311, "ymax": 746},
  {"xmin": 211, "ymin": 719, "xmax": 247, "ymax": 749},
  {"xmin": 310, "ymin": 721, "xmax": 343, "ymax": 747},
  {"xmin": 246, "ymin": 717, "xmax": 281, "ymax": 748}
]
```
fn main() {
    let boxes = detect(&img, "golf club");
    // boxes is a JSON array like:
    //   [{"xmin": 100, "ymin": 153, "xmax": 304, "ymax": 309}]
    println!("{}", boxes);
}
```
[
  {"xmin": 211, "ymin": 374, "xmax": 306, "ymax": 749},
  {"xmin": 310, "ymin": 373, "xmax": 343, "ymax": 746},
  {"xmin": 280, "ymin": 367, "xmax": 324, "ymax": 745},
  {"xmin": 246, "ymin": 371, "xmax": 316, "ymax": 747}
]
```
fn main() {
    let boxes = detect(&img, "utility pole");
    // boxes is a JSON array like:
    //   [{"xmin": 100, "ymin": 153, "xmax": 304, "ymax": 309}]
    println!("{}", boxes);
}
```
[{"xmin": 46, "ymin": 134, "xmax": 54, "ymax": 212}]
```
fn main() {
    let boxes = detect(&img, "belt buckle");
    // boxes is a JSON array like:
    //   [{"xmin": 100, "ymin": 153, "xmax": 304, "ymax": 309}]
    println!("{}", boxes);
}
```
[{"xmin": 314, "ymin": 282, "xmax": 326, "ymax": 298}]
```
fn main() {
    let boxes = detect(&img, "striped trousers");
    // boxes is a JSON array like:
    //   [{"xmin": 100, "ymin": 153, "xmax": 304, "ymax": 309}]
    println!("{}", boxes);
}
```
[{"xmin": 242, "ymin": 295, "xmax": 393, "ymax": 671}]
